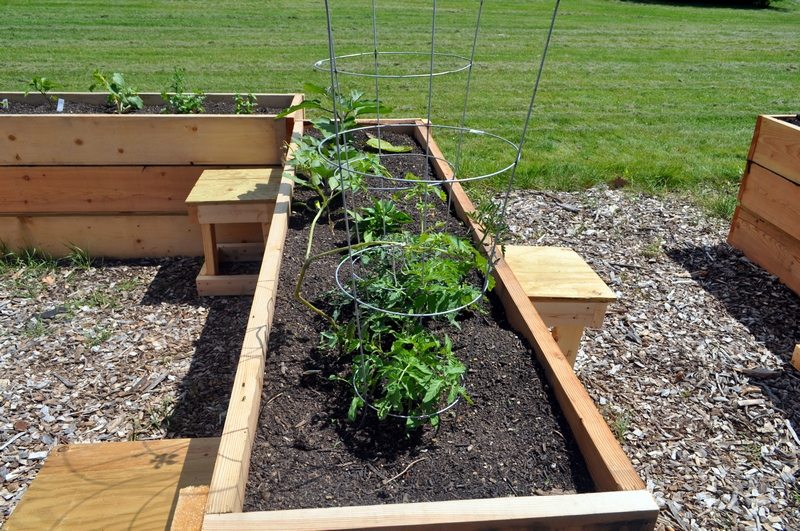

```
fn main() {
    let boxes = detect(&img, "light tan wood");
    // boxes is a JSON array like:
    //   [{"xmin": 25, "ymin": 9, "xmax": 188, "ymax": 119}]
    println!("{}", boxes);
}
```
[
  {"xmin": 196, "ymin": 262, "xmax": 259, "ymax": 297},
  {"xmin": 792, "ymin": 345, "xmax": 800, "ymax": 372},
  {"xmin": 204, "ymin": 154, "xmax": 298, "ymax": 515},
  {"xmin": 739, "ymin": 163, "xmax": 800, "ymax": 242},
  {"xmin": 552, "ymin": 324, "xmax": 585, "ymax": 366},
  {"xmin": 415, "ymin": 122, "xmax": 646, "ymax": 493},
  {"xmin": 203, "ymin": 490, "xmax": 658, "ymax": 531},
  {"xmin": 5, "ymin": 438, "xmax": 218, "ymax": 531},
  {"xmin": 504, "ymin": 246, "xmax": 617, "ymax": 302},
  {"xmin": 728, "ymin": 206, "xmax": 800, "ymax": 296},
  {"xmin": 194, "ymin": 203, "xmax": 276, "ymax": 225},
  {"xmin": 531, "ymin": 300, "xmax": 609, "ymax": 328},
  {"xmin": 1, "ymin": 115, "xmax": 285, "ymax": 166},
  {"xmin": 0, "ymin": 215, "xmax": 262, "ymax": 258},
  {"xmin": 750, "ymin": 115, "xmax": 800, "ymax": 186},
  {"xmin": 0, "ymin": 165, "xmax": 220, "ymax": 214},
  {"xmin": 171, "ymin": 486, "xmax": 209, "ymax": 531},
  {"xmin": 201, "ymin": 224, "xmax": 219, "ymax": 276},
  {"xmin": 185, "ymin": 168, "xmax": 283, "ymax": 205}
]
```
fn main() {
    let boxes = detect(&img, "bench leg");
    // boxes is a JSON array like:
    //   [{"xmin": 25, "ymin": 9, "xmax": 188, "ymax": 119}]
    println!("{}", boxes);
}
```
[
  {"xmin": 552, "ymin": 325, "xmax": 584, "ymax": 367},
  {"xmin": 200, "ymin": 223, "xmax": 219, "ymax": 276}
]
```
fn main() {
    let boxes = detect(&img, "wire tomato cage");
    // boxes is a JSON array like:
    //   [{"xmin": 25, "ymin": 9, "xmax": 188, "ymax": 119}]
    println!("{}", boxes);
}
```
[{"xmin": 317, "ymin": 0, "xmax": 561, "ymax": 423}]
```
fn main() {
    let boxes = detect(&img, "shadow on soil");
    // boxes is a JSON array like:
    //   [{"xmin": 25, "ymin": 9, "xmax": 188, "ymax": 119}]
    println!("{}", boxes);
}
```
[
  {"xmin": 666, "ymin": 243, "xmax": 800, "ymax": 429},
  {"xmin": 140, "ymin": 257, "xmax": 251, "ymax": 438}
]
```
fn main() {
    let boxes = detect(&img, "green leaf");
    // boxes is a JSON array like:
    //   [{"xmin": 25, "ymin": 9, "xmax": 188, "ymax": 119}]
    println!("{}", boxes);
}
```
[{"xmin": 365, "ymin": 137, "xmax": 412, "ymax": 153}]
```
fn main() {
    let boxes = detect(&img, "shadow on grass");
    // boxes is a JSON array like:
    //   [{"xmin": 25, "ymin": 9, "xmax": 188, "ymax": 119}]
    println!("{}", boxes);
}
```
[
  {"xmin": 621, "ymin": 0, "xmax": 777, "ymax": 9},
  {"xmin": 139, "ymin": 257, "xmax": 252, "ymax": 438},
  {"xmin": 666, "ymin": 243, "xmax": 800, "ymax": 429}
]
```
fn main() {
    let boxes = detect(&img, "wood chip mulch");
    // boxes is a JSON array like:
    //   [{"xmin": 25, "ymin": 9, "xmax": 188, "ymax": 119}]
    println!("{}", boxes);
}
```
[
  {"xmin": 1, "ymin": 187, "xmax": 798, "ymax": 530},
  {"xmin": 503, "ymin": 187, "xmax": 800, "ymax": 531}
]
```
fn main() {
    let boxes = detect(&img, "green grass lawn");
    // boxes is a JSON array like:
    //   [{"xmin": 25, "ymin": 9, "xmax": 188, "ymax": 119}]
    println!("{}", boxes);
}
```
[{"xmin": 2, "ymin": 0, "xmax": 799, "ymax": 215}]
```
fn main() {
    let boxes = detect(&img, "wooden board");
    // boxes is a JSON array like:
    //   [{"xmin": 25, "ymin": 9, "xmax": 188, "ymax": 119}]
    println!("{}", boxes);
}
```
[
  {"xmin": 0, "ymin": 91, "xmax": 299, "ymax": 109},
  {"xmin": 1, "ymin": 114, "xmax": 286, "ymax": 166},
  {"xmin": 738, "ymin": 163, "xmax": 800, "ymax": 242},
  {"xmin": 0, "ymin": 165, "xmax": 219, "ymax": 214},
  {"xmin": 504, "ymin": 246, "xmax": 617, "ymax": 302},
  {"xmin": 185, "ymin": 168, "xmax": 283, "ymax": 205},
  {"xmin": 792, "ymin": 345, "xmax": 800, "ymax": 372},
  {"xmin": 203, "ymin": 490, "xmax": 658, "ymax": 531},
  {"xmin": 5, "ymin": 438, "xmax": 218, "ymax": 531},
  {"xmin": 749, "ymin": 115, "xmax": 800, "ymax": 186},
  {"xmin": 728, "ymin": 206, "xmax": 800, "ymax": 295},
  {"xmin": 0, "ymin": 214, "xmax": 263, "ymax": 258}
]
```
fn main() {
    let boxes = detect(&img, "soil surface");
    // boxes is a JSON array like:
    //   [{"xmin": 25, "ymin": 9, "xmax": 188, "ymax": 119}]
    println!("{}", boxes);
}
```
[
  {"xmin": 0, "ymin": 98, "xmax": 282, "ymax": 115},
  {"xmin": 244, "ymin": 134, "xmax": 593, "ymax": 511},
  {"xmin": 781, "ymin": 114, "xmax": 800, "ymax": 127}
]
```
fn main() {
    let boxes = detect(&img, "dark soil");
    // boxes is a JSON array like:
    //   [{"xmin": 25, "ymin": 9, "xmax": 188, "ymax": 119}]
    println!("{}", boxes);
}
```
[
  {"xmin": 782, "ymin": 114, "xmax": 800, "ymax": 127},
  {"xmin": 243, "ymin": 133, "xmax": 593, "ymax": 511},
  {"xmin": 0, "ymin": 98, "xmax": 282, "ymax": 115}
]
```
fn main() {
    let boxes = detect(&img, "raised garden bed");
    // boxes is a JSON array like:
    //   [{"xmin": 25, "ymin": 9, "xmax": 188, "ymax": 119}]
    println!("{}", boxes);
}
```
[
  {"xmin": 201, "ymin": 120, "xmax": 658, "ymax": 530},
  {"xmin": 728, "ymin": 114, "xmax": 800, "ymax": 295},
  {"xmin": 0, "ymin": 92, "xmax": 300, "ymax": 258}
]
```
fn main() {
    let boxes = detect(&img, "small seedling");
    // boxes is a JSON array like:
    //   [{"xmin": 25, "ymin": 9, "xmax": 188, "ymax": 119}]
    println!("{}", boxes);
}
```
[
  {"xmin": 24, "ymin": 318, "xmax": 46, "ymax": 338},
  {"xmin": 641, "ymin": 238, "xmax": 663, "ymax": 258},
  {"xmin": 85, "ymin": 326, "xmax": 112, "ymax": 347},
  {"xmin": 0, "ymin": 98, "xmax": 8, "ymax": 110},
  {"xmin": 161, "ymin": 68, "xmax": 205, "ymax": 114},
  {"xmin": 89, "ymin": 71, "xmax": 143, "ymax": 114},
  {"xmin": 234, "ymin": 93, "xmax": 258, "ymax": 114},
  {"xmin": 23, "ymin": 76, "xmax": 60, "ymax": 108}
]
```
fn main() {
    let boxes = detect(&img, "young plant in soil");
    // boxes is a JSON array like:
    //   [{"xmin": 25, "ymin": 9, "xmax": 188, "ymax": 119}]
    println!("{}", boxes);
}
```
[
  {"xmin": 161, "ymin": 67, "xmax": 205, "ymax": 114},
  {"xmin": 23, "ymin": 76, "xmax": 60, "ymax": 109},
  {"xmin": 89, "ymin": 71, "xmax": 144, "ymax": 114},
  {"xmin": 234, "ymin": 92, "xmax": 258, "ymax": 115},
  {"xmin": 280, "ymin": 90, "xmax": 501, "ymax": 429}
]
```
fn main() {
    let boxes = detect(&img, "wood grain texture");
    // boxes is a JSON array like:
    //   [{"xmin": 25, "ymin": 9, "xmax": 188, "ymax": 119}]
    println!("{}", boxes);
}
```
[
  {"xmin": 203, "ymin": 490, "xmax": 658, "ymax": 531},
  {"xmin": 413, "ymin": 122, "xmax": 646, "ymax": 492},
  {"xmin": 750, "ymin": 115, "xmax": 800, "ymax": 185},
  {"xmin": 792, "ymin": 345, "xmax": 800, "ymax": 372},
  {"xmin": 204, "ymin": 112, "xmax": 303, "ymax": 515},
  {"xmin": 0, "ymin": 215, "xmax": 263, "ymax": 258},
  {"xmin": 185, "ymin": 168, "xmax": 283, "ymax": 205},
  {"xmin": 1, "ymin": 114, "xmax": 285, "ymax": 166},
  {"xmin": 728, "ymin": 206, "xmax": 800, "ymax": 295},
  {"xmin": 0, "ymin": 165, "xmax": 217, "ymax": 214},
  {"xmin": 504, "ymin": 246, "xmax": 617, "ymax": 301},
  {"xmin": 6, "ymin": 438, "xmax": 218, "ymax": 531},
  {"xmin": 738, "ymin": 163, "xmax": 800, "ymax": 242}
]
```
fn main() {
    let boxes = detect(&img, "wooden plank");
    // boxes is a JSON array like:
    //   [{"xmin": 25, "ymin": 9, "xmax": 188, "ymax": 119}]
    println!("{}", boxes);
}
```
[
  {"xmin": 217, "ymin": 242, "xmax": 265, "ymax": 262},
  {"xmin": 728, "ymin": 206, "xmax": 800, "ymax": 296},
  {"xmin": 0, "ymin": 91, "xmax": 299, "ymax": 109},
  {"xmin": 1, "ymin": 115, "xmax": 286, "ymax": 166},
  {"xmin": 414, "ymin": 122, "xmax": 646, "ymax": 492},
  {"xmin": 0, "ymin": 165, "xmax": 232, "ymax": 214},
  {"xmin": 504, "ymin": 246, "xmax": 617, "ymax": 301},
  {"xmin": 0, "ymin": 215, "xmax": 262, "ymax": 258},
  {"xmin": 185, "ymin": 168, "xmax": 283, "ymax": 205},
  {"xmin": 203, "ymin": 490, "xmax": 658, "ymax": 531},
  {"xmin": 792, "ymin": 345, "xmax": 800, "ymax": 372},
  {"xmin": 750, "ymin": 115, "xmax": 800, "ymax": 185},
  {"xmin": 203, "ymin": 111, "xmax": 301, "ymax": 514},
  {"xmin": 196, "ymin": 262, "xmax": 259, "ymax": 297},
  {"xmin": 532, "ymin": 300, "xmax": 609, "ymax": 328},
  {"xmin": 170, "ymin": 486, "xmax": 209, "ymax": 531},
  {"xmin": 739, "ymin": 163, "xmax": 800, "ymax": 242},
  {"xmin": 6, "ymin": 438, "xmax": 218, "ymax": 531},
  {"xmin": 195, "ymin": 203, "xmax": 276, "ymax": 225}
]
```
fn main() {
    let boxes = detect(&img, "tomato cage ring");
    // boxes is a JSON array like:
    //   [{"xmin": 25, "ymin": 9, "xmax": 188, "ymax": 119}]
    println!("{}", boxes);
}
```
[
  {"xmin": 334, "ymin": 242, "xmax": 493, "ymax": 319},
  {"xmin": 313, "ymin": 51, "xmax": 472, "ymax": 79},
  {"xmin": 319, "ymin": 123, "xmax": 520, "ymax": 185}
]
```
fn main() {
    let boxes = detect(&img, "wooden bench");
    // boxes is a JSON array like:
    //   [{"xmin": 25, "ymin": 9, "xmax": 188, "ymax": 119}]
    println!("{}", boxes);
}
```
[
  {"xmin": 5, "ymin": 438, "xmax": 218, "ymax": 531},
  {"xmin": 185, "ymin": 168, "xmax": 282, "ymax": 296},
  {"xmin": 504, "ymin": 246, "xmax": 617, "ymax": 366}
]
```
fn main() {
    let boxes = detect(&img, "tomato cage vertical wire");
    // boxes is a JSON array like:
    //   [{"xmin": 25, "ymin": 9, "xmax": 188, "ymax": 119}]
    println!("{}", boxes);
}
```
[{"xmin": 319, "ymin": 0, "xmax": 561, "ymax": 422}]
